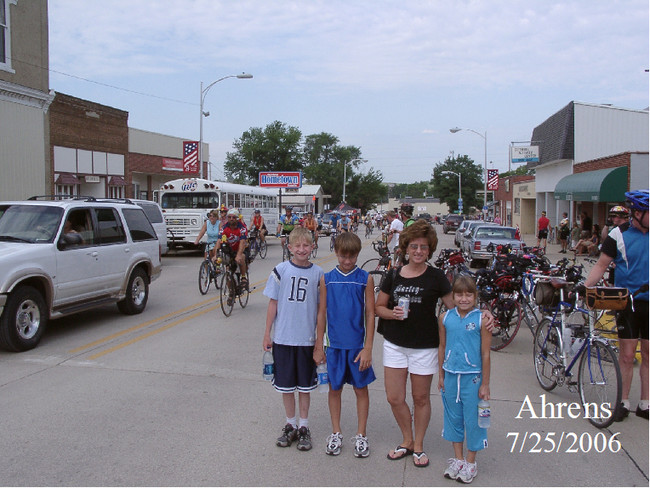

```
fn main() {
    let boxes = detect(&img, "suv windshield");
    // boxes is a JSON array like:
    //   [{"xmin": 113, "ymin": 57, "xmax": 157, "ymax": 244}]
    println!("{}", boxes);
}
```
[{"xmin": 0, "ymin": 205, "xmax": 63, "ymax": 243}]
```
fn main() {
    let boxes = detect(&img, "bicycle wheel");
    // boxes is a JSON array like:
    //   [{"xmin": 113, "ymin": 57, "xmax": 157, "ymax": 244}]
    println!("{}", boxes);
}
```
[
  {"xmin": 238, "ymin": 272, "xmax": 250, "ymax": 308},
  {"xmin": 360, "ymin": 258, "xmax": 380, "ymax": 271},
  {"xmin": 198, "ymin": 260, "xmax": 211, "ymax": 295},
  {"xmin": 521, "ymin": 300, "xmax": 541, "ymax": 337},
  {"xmin": 533, "ymin": 318, "xmax": 561, "ymax": 391},
  {"xmin": 259, "ymin": 240, "xmax": 268, "ymax": 259},
  {"xmin": 311, "ymin": 243, "xmax": 318, "ymax": 258},
  {"xmin": 490, "ymin": 297, "xmax": 522, "ymax": 351},
  {"xmin": 578, "ymin": 339, "xmax": 622, "ymax": 429},
  {"xmin": 249, "ymin": 240, "xmax": 258, "ymax": 262},
  {"xmin": 330, "ymin": 236, "xmax": 335, "ymax": 252},
  {"xmin": 220, "ymin": 273, "xmax": 235, "ymax": 316}
]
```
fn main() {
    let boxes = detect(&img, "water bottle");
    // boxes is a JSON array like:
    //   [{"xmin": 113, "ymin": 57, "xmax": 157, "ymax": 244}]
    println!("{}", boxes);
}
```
[
  {"xmin": 478, "ymin": 399, "xmax": 491, "ymax": 428},
  {"xmin": 263, "ymin": 350, "xmax": 274, "ymax": 381},
  {"xmin": 562, "ymin": 326, "xmax": 573, "ymax": 352},
  {"xmin": 571, "ymin": 337, "xmax": 585, "ymax": 355},
  {"xmin": 316, "ymin": 363, "xmax": 329, "ymax": 393}
]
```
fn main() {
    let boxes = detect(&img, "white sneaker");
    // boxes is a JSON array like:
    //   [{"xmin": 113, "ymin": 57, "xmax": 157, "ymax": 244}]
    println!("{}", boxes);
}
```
[
  {"xmin": 351, "ymin": 433, "xmax": 369, "ymax": 458},
  {"xmin": 325, "ymin": 432, "xmax": 343, "ymax": 456},
  {"xmin": 443, "ymin": 458, "xmax": 464, "ymax": 480},
  {"xmin": 456, "ymin": 461, "xmax": 477, "ymax": 484}
]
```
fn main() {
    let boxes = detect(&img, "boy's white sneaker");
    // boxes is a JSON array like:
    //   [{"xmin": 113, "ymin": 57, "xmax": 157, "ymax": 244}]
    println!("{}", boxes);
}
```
[
  {"xmin": 325, "ymin": 432, "xmax": 343, "ymax": 456},
  {"xmin": 456, "ymin": 461, "xmax": 477, "ymax": 484},
  {"xmin": 351, "ymin": 433, "xmax": 370, "ymax": 458},
  {"xmin": 443, "ymin": 458, "xmax": 464, "ymax": 480}
]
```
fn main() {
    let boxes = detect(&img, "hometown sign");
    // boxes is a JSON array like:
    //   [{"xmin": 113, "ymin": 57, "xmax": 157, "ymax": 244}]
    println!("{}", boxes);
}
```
[{"xmin": 258, "ymin": 171, "xmax": 302, "ymax": 188}]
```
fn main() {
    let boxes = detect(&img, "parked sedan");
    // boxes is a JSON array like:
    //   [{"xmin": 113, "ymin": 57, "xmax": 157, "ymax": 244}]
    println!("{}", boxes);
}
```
[
  {"xmin": 454, "ymin": 220, "xmax": 471, "ymax": 247},
  {"xmin": 466, "ymin": 225, "xmax": 521, "ymax": 267},
  {"xmin": 459, "ymin": 221, "xmax": 497, "ymax": 255}
]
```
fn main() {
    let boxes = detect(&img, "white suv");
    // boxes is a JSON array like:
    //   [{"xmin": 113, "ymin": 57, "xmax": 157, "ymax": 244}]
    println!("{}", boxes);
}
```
[{"xmin": 0, "ymin": 197, "xmax": 162, "ymax": 351}]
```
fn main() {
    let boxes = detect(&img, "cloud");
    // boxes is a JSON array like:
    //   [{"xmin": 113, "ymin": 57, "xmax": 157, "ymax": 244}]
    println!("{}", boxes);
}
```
[{"xmin": 50, "ymin": 0, "xmax": 649, "ymax": 93}]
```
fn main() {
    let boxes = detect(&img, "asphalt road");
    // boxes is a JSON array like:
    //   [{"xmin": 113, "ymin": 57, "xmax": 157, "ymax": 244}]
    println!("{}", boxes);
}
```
[{"xmin": 0, "ymin": 226, "xmax": 647, "ymax": 486}]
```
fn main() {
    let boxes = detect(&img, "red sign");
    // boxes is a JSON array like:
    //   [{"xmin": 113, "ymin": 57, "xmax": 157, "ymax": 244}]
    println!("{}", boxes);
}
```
[
  {"xmin": 258, "ymin": 171, "xmax": 302, "ymax": 188},
  {"xmin": 183, "ymin": 141, "xmax": 199, "ymax": 174},
  {"xmin": 162, "ymin": 158, "xmax": 183, "ymax": 172},
  {"xmin": 487, "ymin": 169, "xmax": 499, "ymax": 191}
]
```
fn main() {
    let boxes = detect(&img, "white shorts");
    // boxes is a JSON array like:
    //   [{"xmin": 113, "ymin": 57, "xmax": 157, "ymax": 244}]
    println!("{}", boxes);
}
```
[{"xmin": 383, "ymin": 339, "xmax": 438, "ymax": 375}]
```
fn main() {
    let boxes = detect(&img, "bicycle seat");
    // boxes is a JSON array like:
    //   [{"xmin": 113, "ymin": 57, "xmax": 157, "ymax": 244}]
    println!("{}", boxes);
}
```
[{"xmin": 550, "ymin": 277, "xmax": 571, "ymax": 288}]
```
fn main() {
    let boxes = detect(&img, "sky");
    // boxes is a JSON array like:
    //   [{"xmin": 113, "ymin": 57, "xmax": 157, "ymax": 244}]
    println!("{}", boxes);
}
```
[{"xmin": 48, "ymin": 0, "xmax": 649, "ymax": 184}]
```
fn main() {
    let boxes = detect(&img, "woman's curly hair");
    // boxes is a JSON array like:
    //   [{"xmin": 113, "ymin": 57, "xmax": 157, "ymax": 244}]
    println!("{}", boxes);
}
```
[{"xmin": 398, "ymin": 219, "xmax": 438, "ymax": 260}]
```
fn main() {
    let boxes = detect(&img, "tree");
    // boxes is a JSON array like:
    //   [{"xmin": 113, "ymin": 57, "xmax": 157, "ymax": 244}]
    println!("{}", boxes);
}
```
[
  {"xmin": 388, "ymin": 181, "xmax": 433, "ymax": 199},
  {"xmin": 431, "ymin": 155, "xmax": 483, "ymax": 212},
  {"xmin": 224, "ymin": 121, "xmax": 303, "ymax": 184}
]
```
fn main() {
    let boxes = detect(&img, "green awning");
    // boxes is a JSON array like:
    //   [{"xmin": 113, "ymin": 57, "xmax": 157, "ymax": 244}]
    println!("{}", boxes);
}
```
[{"xmin": 554, "ymin": 166, "xmax": 628, "ymax": 202}]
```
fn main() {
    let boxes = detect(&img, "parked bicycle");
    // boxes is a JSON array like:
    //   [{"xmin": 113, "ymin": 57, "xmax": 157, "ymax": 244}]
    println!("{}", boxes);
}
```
[
  {"xmin": 532, "ymin": 280, "xmax": 623, "ymax": 428},
  {"xmin": 361, "ymin": 239, "xmax": 393, "ymax": 294},
  {"xmin": 219, "ymin": 249, "xmax": 250, "ymax": 316}
]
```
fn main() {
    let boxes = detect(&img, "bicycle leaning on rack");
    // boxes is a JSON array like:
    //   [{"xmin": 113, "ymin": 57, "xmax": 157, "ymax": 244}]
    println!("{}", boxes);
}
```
[
  {"xmin": 219, "ymin": 249, "xmax": 250, "ymax": 317},
  {"xmin": 532, "ymin": 280, "xmax": 625, "ymax": 428}
]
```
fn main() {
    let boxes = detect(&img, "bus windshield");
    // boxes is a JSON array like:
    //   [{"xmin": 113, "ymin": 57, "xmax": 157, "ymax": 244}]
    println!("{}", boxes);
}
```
[{"xmin": 160, "ymin": 192, "xmax": 219, "ymax": 210}]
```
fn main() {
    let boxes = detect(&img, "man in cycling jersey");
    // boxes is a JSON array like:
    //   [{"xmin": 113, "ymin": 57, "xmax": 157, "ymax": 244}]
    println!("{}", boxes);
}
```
[
  {"xmin": 338, "ymin": 213, "xmax": 351, "ymax": 233},
  {"xmin": 399, "ymin": 203, "xmax": 416, "ymax": 228},
  {"xmin": 277, "ymin": 206, "xmax": 300, "ymax": 249},
  {"xmin": 250, "ymin": 208, "xmax": 267, "ymax": 244},
  {"xmin": 219, "ymin": 208, "xmax": 249, "ymax": 290},
  {"xmin": 585, "ymin": 190, "xmax": 649, "ymax": 421}
]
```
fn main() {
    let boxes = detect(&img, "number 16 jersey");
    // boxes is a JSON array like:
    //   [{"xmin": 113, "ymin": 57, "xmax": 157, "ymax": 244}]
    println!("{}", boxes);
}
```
[{"xmin": 263, "ymin": 260, "xmax": 324, "ymax": 346}]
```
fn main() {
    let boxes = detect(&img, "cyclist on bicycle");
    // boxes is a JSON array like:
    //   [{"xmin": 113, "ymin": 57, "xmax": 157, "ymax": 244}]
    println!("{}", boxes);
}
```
[
  {"xmin": 194, "ymin": 209, "xmax": 221, "ymax": 264},
  {"xmin": 277, "ymin": 206, "xmax": 300, "ymax": 249},
  {"xmin": 303, "ymin": 210, "xmax": 319, "ymax": 247},
  {"xmin": 219, "ymin": 208, "xmax": 250, "ymax": 291},
  {"xmin": 249, "ymin": 208, "xmax": 267, "ymax": 244},
  {"xmin": 585, "ymin": 189, "xmax": 649, "ymax": 421},
  {"xmin": 338, "ymin": 213, "xmax": 352, "ymax": 233}
]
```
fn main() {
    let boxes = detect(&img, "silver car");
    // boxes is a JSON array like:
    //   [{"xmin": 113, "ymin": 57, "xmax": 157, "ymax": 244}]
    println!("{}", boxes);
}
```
[
  {"xmin": 466, "ymin": 225, "xmax": 521, "ymax": 267},
  {"xmin": 459, "ymin": 221, "xmax": 497, "ymax": 255}
]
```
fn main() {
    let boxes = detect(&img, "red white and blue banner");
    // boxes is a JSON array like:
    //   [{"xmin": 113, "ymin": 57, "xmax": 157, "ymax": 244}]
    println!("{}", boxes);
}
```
[
  {"xmin": 183, "ymin": 141, "xmax": 199, "ymax": 173},
  {"xmin": 487, "ymin": 169, "xmax": 499, "ymax": 191}
]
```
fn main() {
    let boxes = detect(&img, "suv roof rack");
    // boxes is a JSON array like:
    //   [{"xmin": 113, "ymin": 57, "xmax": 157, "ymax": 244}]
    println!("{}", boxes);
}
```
[{"xmin": 28, "ymin": 195, "xmax": 135, "ymax": 205}]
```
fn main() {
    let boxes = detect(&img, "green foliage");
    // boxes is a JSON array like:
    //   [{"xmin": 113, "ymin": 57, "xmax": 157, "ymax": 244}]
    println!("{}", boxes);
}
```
[
  {"xmin": 224, "ymin": 121, "xmax": 303, "ymax": 184},
  {"xmin": 431, "ymin": 155, "xmax": 483, "ymax": 212},
  {"xmin": 388, "ymin": 181, "xmax": 433, "ymax": 199},
  {"xmin": 224, "ymin": 124, "xmax": 386, "ymax": 213},
  {"xmin": 499, "ymin": 165, "xmax": 534, "ymax": 178}
]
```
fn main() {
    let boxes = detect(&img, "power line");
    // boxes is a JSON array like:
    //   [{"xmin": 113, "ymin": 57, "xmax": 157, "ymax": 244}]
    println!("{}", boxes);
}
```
[{"xmin": 8, "ymin": 55, "xmax": 196, "ymax": 106}]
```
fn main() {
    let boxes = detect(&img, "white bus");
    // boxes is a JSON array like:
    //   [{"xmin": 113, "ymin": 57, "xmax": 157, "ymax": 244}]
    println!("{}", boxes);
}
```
[{"xmin": 158, "ymin": 178, "xmax": 279, "ymax": 249}]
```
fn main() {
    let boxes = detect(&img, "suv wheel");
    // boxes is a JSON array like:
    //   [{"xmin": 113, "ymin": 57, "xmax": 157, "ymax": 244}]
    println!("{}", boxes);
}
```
[
  {"xmin": 117, "ymin": 268, "xmax": 149, "ymax": 315},
  {"xmin": 0, "ymin": 286, "xmax": 47, "ymax": 352}
]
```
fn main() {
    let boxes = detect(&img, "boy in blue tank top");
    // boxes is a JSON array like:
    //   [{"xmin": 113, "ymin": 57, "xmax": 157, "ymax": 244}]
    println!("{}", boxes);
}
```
[
  {"xmin": 314, "ymin": 232, "xmax": 376, "ymax": 458},
  {"xmin": 438, "ymin": 275, "xmax": 491, "ymax": 484}
]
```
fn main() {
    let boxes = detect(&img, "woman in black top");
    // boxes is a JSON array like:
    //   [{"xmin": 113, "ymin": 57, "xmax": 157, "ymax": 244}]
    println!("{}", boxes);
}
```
[{"xmin": 376, "ymin": 220, "xmax": 493, "ymax": 467}]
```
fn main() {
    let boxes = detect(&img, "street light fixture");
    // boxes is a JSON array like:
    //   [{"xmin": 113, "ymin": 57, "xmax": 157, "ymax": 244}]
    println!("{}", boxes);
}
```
[
  {"xmin": 441, "ymin": 170, "xmax": 462, "ymax": 213},
  {"xmin": 199, "ymin": 73, "xmax": 253, "ymax": 179},
  {"xmin": 450, "ymin": 126, "xmax": 488, "ymax": 215},
  {"xmin": 342, "ymin": 158, "xmax": 367, "ymax": 203}
]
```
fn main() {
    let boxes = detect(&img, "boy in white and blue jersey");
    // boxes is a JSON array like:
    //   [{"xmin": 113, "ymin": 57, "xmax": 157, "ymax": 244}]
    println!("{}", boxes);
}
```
[
  {"xmin": 263, "ymin": 227, "xmax": 324, "ymax": 452},
  {"xmin": 437, "ymin": 275, "xmax": 491, "ymax": 484},
  {"xmin": 314, "ymin": 232, "xmax": 376, "ymax": 458}
]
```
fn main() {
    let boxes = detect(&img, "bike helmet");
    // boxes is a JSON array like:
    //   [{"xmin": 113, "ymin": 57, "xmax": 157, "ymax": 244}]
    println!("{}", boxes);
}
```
[
  {"xmin": 625, "ymin": 190, "xmax": 649, "ymax": 211},
  {"xmin": 254, "ymin": 208, "xmax": 261, "ymax": 213},
  {"xmin": 226, "ymin": 208, "xmax": 239, "ymax": 217},
  {"xmin": 609, "ymin": 205, "xmax": 629, "ymax": 216},
  {"xmin": 285, "ymin": 206, "xmax": 293, "ymax": 211},
  {"xmin": 219, "ymin": 204, "xmax": 227, "ymax": 211}
]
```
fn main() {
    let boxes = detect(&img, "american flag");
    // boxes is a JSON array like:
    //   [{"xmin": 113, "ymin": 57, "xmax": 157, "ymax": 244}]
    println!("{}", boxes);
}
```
[
  {"xmin": 183, "ymin": 141, "xmax": 199, "ymax": 173},
  {"xmin": 487, "ymin": 169, "xmax": 499, "ymax": 191}
]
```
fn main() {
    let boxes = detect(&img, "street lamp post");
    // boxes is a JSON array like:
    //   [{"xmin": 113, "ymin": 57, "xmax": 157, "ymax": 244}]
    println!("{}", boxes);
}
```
[
  {"xmin": 199, "ymin": 73, "xmax": 253, "ymax": 179},
  {"xmin": 450, "ymin": 127, "xmax": 487, "ymax": 215},
  {"xmin": 342, "ymin": 158, "xmax": 367, "ymax": 203},
  {"xmin": 441, "ymin": 170, "xmax": 462, "ymax": 213}
]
